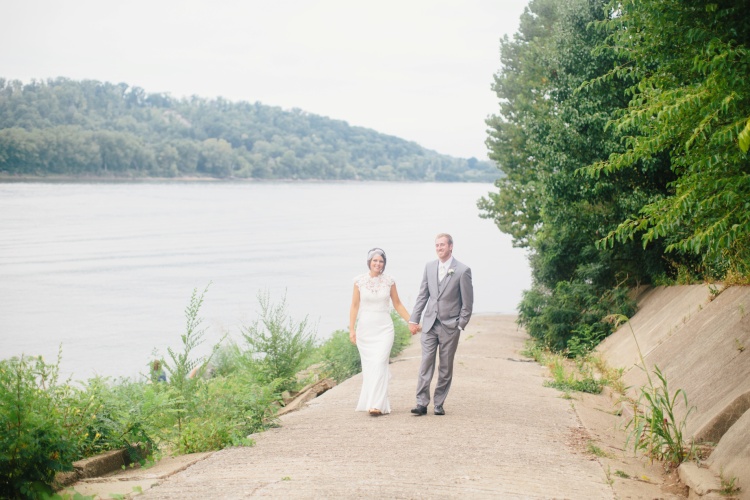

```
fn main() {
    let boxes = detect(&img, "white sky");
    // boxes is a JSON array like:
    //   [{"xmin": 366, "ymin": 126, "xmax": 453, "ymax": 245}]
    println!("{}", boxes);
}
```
[{"xmin": 1, "ymin": 0, "xmax": 528, "ymax": 159}]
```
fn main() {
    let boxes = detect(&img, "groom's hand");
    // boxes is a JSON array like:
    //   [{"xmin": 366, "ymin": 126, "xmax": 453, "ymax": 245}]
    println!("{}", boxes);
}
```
[{"xmin": 409, "ymin": 323, "xmax": 419, "ymax": 335}]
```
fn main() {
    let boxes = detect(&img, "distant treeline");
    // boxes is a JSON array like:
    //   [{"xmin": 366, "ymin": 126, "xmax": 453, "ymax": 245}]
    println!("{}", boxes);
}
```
[{"xmin": 0, "ymin": 78, "xmax": 496, "ymax": 181}]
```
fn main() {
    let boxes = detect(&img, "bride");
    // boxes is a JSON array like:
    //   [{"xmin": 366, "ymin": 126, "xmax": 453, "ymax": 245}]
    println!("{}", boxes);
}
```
[{"xmin": 349, "ymin": 248, "xmax": 413, "ymax": 416}]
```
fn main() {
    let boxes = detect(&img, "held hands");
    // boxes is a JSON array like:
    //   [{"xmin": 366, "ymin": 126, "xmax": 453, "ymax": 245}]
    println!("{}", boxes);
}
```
[{"xmin": 408, "ymin": 323, "xmax": 422, "ymax": 335}]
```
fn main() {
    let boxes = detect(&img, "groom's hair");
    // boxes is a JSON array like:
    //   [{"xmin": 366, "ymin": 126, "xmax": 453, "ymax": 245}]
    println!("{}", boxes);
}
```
[
  {"xmin": 436, "ymin": 233, "xmax": 453, "ymax": 245},
  {"xmin": 366, "ymin": 247, "xmax": 387, "ymax": 272}
]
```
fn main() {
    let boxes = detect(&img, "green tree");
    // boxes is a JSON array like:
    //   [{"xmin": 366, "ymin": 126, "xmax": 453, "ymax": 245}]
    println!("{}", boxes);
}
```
[
  {"xmin": 482, "ymin": 0, "xmax": 668, "ymax": 351},
  {"xmin": 581, "ymin": 0, "xmax": 750, "ymax": 280},
  {"xmin": 198, "ymin": 138, "xmax": 237, "ymax": 178}
]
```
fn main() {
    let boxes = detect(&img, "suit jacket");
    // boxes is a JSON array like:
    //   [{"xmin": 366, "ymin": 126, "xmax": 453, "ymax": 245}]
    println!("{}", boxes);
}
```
[{"xmin": 410, "ymin": 258, "xmax": 473, "ymax": 333}]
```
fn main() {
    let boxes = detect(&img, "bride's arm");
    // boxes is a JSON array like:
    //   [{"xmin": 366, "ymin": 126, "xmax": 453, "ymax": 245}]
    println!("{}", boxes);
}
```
[
  {"xmin": 349, "ymin": 284, "xmax": 360, "ymax": 344},
  {"xmin": 390, "ymin": 283, "xmax": 411, "ymax": 324}
]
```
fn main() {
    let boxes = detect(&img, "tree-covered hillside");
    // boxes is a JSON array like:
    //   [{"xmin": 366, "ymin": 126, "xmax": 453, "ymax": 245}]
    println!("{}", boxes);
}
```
[{"xmin": 0, "ymin": 78, "xmax": 495, "ymax": 181}]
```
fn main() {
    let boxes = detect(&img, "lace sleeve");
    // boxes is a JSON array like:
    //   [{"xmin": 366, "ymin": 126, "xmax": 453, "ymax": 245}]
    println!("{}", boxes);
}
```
[{"xmin": 353, "ymin": 274, "xmax": 365, "ymax": 289}]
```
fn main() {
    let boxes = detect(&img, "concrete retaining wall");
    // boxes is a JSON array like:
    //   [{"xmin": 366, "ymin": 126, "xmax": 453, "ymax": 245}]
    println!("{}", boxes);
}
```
[
  {"xmin": 54, "ymin": 446, "xmax": 148, "ymax": 489},
  {"xmin": 596, "ymin": 285, "xmax": 750, "ymax": 497}
]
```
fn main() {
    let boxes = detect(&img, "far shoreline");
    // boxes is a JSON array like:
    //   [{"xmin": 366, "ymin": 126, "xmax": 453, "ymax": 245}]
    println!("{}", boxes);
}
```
[{"xmin": 0, "ymin": 174, "xmax": 495, "ymax": 185}]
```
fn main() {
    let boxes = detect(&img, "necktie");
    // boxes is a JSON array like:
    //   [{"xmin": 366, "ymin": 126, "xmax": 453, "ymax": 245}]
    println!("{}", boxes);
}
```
[{"xmin": 439, "ymin": 264, "xmax": 446, "ymax": 282}]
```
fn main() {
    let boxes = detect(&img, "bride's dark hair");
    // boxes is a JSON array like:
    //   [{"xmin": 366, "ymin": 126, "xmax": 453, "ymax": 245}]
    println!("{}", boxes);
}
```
[{"xmin": 366, "ymin": 247, "xmax": 387, "ymax": 273}]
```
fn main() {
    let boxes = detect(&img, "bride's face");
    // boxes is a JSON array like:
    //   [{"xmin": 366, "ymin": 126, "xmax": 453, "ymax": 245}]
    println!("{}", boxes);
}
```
[{"xmin": 369, "ymin": 255, "xmax": 385, "ymax": 275}]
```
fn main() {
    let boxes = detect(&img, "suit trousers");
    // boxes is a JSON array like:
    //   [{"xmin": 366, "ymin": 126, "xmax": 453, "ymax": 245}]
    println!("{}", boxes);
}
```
[{"xmin": 416, "ymin": 319, "xmax": 461, "ymax": 407}]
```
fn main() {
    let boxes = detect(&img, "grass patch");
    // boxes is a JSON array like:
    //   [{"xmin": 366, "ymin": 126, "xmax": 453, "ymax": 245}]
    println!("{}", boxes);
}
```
[
  {"xmin": 587, "ymin": 441, "xmax": 611, "ymax": 458},
  {"xmin": 524, "ymin": 340, "xmax": 609, "ymax": 395},
  {"xmin": 544, "ymin": 377, "xmax": 603, "ymax": 394},
  {"xmin": 720, "ymin": 470, "xmax": 741, "ymax": 496},
  {"xmin": 604, "ymin": 314, "xmax": 696, "ymax": 467}
]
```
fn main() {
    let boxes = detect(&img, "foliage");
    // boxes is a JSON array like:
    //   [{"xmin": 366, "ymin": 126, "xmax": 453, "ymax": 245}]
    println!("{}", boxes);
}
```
[
  {"xmin": 0, "ymin": 353, "xmax": 85, "ymax": 498},
  {"xmin": 80, "ymin": 377, "xmax": 171, "ymax": 460},
  {"xmin": 550, "ymin": 355, "xmax": 603, "ymax": 394},
  {"xmin": 719, "ymin": 471, "xmax": 742, "ymax": 496},
  {"xmin": 544, "ymin": 369, "xmax": 603, "ymax": 394},
  {"xmin": 0, "ymin": 350, "xmax": 174, "ymax": 497},
  {"xmin": 1, "ymin": 285, "xmax": 404, "ymax": 495},
  {"xmin": 581, "ymin": 0, "xmax": 750, "ymax": 279},
  {"xmin": 518, "ymin": 281, "xmax": 635, "ymax": 353},
  {"xmin": 0, "ymin": 77, "xmax": 495, "ymax": 182},
  {"xmin": 482, "ymin": 0, "xmax": 674, "ymax": 354},
  {"xmin": 483, "ymin": 0, "xmax": 749, "ymax": 358},
  {"xmin": 164, "ymin": 284, "xmax": 218, "ymax": 385},
  {"xmin": 177, "ymin": 375, "xmax": 277, "ymax": 454},
  {"xmin": 607, "ymin": 314, "xmax": 695, "ymax": 466},
  {"xmin": 317, "ymin": 329, "xmax": 362, "ymax": 383},
  {"xmin": 162, "ymin": 284, "xmax": 226, "ymax": 449},
  {"xmin": 625, "ymin": 365, "xmax": 695, "ymax": 466},
  {"xmin": 586, "ymin": 441, "xmax": 611, "ymax": 458},
  {"xmin": 522, "ymin": 340, "xmax": 607, "ymax": 395},
  {"xmin": 240, "ymin": 291, "xmax": 317, "ymax": 393}
]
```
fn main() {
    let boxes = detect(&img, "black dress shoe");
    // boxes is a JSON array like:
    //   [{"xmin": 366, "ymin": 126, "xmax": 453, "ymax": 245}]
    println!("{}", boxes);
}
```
[
  {"xmin": 411, "ymin": 404, "xmax": 427, "ymax": 415},
  {"xmin": 434, "ymin": 405, "xmax": 445, "ymax": 415}
]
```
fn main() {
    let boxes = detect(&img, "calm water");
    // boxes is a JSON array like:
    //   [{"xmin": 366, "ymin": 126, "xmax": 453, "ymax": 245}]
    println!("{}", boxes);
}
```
[{"xmin": 0, "ymin": 181, "xmax": 530, "ymax": 381}]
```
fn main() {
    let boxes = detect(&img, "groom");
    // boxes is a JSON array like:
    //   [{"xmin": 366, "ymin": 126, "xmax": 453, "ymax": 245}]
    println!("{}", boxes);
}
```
[{"xmin": 409, "ymin": 233, "xmax": 473, "ymax": 416}]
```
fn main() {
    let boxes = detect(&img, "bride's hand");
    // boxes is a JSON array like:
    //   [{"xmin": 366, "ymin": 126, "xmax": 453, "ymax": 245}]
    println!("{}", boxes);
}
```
[{"xmin": 349, "ymin": 331, "xmax": 356, "ymax": 345}]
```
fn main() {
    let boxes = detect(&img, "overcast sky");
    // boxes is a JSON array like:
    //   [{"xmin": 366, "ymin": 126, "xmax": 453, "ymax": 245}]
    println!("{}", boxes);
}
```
[{"xmin": 2, "ymin": 0, "xmax": 529, "ymax": 159}]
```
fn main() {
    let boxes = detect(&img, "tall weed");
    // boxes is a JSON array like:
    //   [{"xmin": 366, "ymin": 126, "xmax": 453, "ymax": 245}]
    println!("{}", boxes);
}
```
[
  {"xmin": 605, "ymin": 314, "xmax": 695, "ymax": 466},
  {"xmin": 241, "ymin": 290, "xmax": 317, "ymax": 392},
  {"xmin": 162, "ymin": 284, "xmax": 226, "ymax": 451},
  {"xmin": 626, "ymin": 366, "xmax": 695, "ymax": 466}
]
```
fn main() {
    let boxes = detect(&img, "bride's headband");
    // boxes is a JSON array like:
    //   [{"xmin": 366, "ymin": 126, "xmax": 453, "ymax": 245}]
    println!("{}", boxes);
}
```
[{"xmin": 367, "ymin": 248, "xmax": 385, "ymax": 260}]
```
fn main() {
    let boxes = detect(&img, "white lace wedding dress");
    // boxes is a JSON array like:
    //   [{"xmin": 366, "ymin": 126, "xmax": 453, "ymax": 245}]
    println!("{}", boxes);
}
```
[{"xmin": 354, "ymin": 273, "xmax": 396, "ymax": 413}]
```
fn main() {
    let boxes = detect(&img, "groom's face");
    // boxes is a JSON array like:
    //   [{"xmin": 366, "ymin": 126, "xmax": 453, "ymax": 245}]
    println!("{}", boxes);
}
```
[{"xmin": 435, "ymin": 237, "xmax": 453, "ymax": 261}]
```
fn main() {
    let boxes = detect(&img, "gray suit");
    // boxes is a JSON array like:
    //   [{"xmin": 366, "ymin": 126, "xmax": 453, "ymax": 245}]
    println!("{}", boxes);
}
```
[{"xmin": 410, "ymin": 258, "xmax": 473, "ymax": 407}]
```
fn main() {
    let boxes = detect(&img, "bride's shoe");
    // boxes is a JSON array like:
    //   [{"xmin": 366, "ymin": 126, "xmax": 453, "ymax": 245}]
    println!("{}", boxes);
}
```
[{"xmin": 368, "ymin": 408, "xmax": 382, "ymax": 416}]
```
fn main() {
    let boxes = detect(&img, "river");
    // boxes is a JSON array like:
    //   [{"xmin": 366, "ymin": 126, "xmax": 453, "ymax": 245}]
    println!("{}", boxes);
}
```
[{"xmin": 0, "ymin": 181, "xmax": 530, "ymax": 381}]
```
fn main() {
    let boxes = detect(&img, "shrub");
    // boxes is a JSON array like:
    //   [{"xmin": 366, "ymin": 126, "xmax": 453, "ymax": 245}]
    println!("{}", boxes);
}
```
[
  {"xmin": 82, "ymin": 377, "xmax": 171, "ymax": 460},
  {"xmin": 518, "ymin": 281, "xmax": 635, "ymax": 354},
  {"xmin": 178, "ymin": 374, "xmax": 277, "ymax": 453},
  {"xmin": 317, "ymin": 329, "xmax": 361, "ymax": 382},
  {"xmin": 0, "ymin": 354, "xmax": 79, "ymax": 498},
  {"xmin": 241, "ymin": 291, "xmax": 317, "ymax": 392}
]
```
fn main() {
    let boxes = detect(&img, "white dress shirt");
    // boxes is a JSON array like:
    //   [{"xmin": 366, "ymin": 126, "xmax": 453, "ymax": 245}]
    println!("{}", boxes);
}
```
[{"xmin": 439, "ymin": 256, "xmax": 454, "ymax": 281}]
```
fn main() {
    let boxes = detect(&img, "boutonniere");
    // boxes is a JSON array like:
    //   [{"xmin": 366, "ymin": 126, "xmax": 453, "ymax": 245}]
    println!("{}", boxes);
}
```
[{"xmin": 447, "ymin": 269, "xmax": 455, "ymax": 276}]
